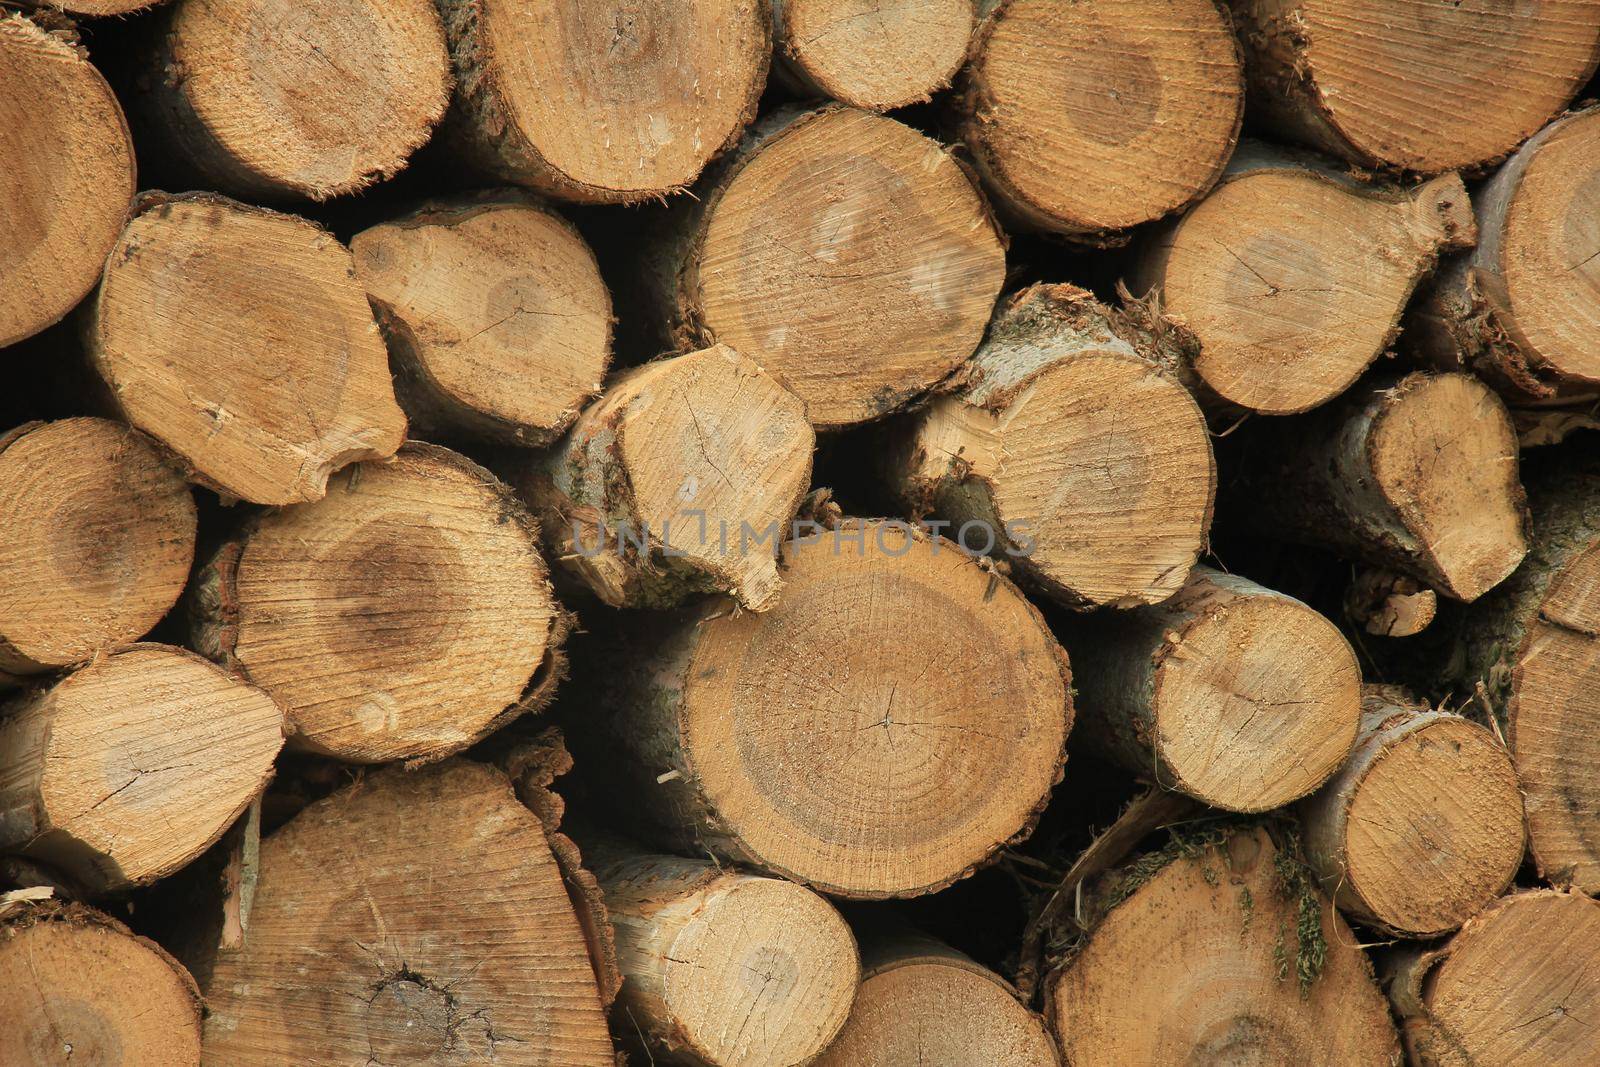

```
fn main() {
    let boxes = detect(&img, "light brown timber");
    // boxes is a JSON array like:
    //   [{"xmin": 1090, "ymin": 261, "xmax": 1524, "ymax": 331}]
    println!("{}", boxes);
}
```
[{"xmin": 771, "ymin": 0, "xmax": 973, "ymax": 111}]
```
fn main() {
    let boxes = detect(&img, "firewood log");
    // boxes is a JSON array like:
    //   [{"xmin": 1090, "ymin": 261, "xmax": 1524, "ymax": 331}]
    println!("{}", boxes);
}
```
[
  {"xmin": 771, "ymin": 0, "xmax": 973, "ymax": 111},
  {"xmin": 955, "ymin": 0, "xmax": 1244, "ymax": 240},
  {"xmin": 86, "ymin": 192, "xmax": 406, "ymax": 505},
  {"xmin": 189, "ymin": 443, "xmax": 562, "ymax": 765},
  {"xmin": 0, "ymin": 14, "xmax": 135, "ymax": 348}
]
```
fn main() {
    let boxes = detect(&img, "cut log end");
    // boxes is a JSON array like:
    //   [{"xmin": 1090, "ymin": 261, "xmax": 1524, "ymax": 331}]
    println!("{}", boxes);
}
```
[
  {"xmin": 1367, "ymin": 372, "xmax": 1528, "ymax": 601},
  {"xmin": 0, "ymin": 645, "xmax": 284, "ymax": 892},
  {"xmin": 439, "ymin": 0, "xmax": 769, "ymax": 202},
  {"xmin": 1232, "ymin": 0, "xmax": 1600, "ymax": 173},
  {"xmin": 960, "ymin": 0, "xmax": 1243, "ymax": 237},
  {"xmin": 0, "ymin": 418, "xmax": 196, "ymax": 674},
  {"xmin": 1346, "ymin": 568, "xmax": 1438, "ymax": 638},
  {"xmin": 774, "ymin": 0, "xmax": 973, "ymax": 110},
  {"xmin": 1154, "ymin": 161, "xmax": 1473, "ymax": 414},
  {"xmin": 526, "ymin": 344, "xmax": 814, "ymax": 612},
  {"xmin": 1049, "ymin": 828, "xmax": 1400, "ymax": 1066},
  {"xmin": 0, "ymin": 14, "xmax": 135, "ymax": 349},
  {"xmin": 1153, "ymin": 572, "xmax": 1361, "ymax": 812},
  {"xmin": 1390, "ymin": 891, "xmax": 1600, "ymax": 1067},
  {"xmin": 0, "ymin": 905, "xmax": 202, "ymax": 1067},
  {"xmin": 200, "ymin": 760, "xmax": 616, "ymax": 1066},
  {"xmin": 690, "ymin": 106, "xmax": 1006, "ymax": 428},
  {"xmin": 154, "ymin": 0, "xmax": 449, "ymax": 200},
  {"xmin": 815, "ymin": 945, "xmax": 1058, "ymax": 1066},
  {"xmin": 196, "ymin": 444, "xmax": 559, "ymax": 765},
  {"xmin": 90, "ymin": 194, "xmax": 406, "ymax": 505},
  {"xmin": 1301, "ymin": 699, "xmax": 1525, "ymax": 938},
  {"xmin": 891, "ymin": 284, "xmax": 1214, "ymax": 610},
  {"xmin": 351, "ymin": 193, "xmax": 612, "ymax": 446}
]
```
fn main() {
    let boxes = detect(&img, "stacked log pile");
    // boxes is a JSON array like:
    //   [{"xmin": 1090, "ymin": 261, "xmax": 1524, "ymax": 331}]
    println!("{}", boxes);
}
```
[{"xmin": 3, "ymin": 2, "xmax": 1600, "ymax": 1064}]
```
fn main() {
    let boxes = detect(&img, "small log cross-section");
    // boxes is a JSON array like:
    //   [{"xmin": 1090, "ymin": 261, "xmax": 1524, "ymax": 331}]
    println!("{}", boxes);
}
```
[
  {"xmin": 1136, "ymin": 145, "xmax": 1476, "ymax": 414},
  {"xmin": 771, "ymin": 0, "xmax": 973, "ymax": 111},
  {"xmin": 513, "ymin": 344, "xmax": 813, "ymax": 612},
  {"xmin": 1227, "ymin": 0, "xmax": 1600, "ymax": 174},
  {"xmin": 200, "ymin": 760, "xmax": 616, "ymax": 1065},
  {"xmin": 351, "ymin": 192, "xmax": 613, "ymax": 446},
  {"xmin": 190, "ymin": 444, "xmax": 562, "ymax": 765},
  {"xmin": 1, "ymin": 903, "xmax": 203, "ymax": 1067},
  {"xmin": 0, "ymin": 645, "xmax": 284, "ymax": 894},
  {"xmin": 575, "ymin": 519, "xmax": 1073, "ymax": 899},
  {"xmin": 884, "ymin": 283, "xmax": 1215, "ymax": 610},
  {"xmin": 1441, "ymin": 447, "xmax": 1600, "ymax": 894},
  {"xmin": 136, "ymin": 0, "xmax": 450, "ymax": 200},
  {"xmin": 1345, "ymin": 567, "xmax": 1438, "ymax": 638},
  {"xmin": 0, "ymin": 14, "xmax": 136, "ymax": 349},
  {"xmin": 956, "ymin": 0, "xmax": 1244, "ymax": 239},
  {"xmin": 651, "ymin": 105, "xmax": 1007, "ymax": 429},
  {"xmin": 1298, "ymin": 691, "xmax": 1525, "ymax": 939},
  {"xmin": 1060, "ymin": 567, "xmax": 1362, "ymax": 813},
  {"xmin": 1386, "ymin": 890, "xmax": 1600, "ymax": 1067},
  {"xmin": 0, "ymin": 418, "xmax": 196, "ymax": 677},
  {"xmin": 1411, "ymin": 106, "xmax": 1600, "ymax": 404},
  {"xmin": 87, "ymin": 193, "xmax": 406, "ymax": 505},
  {"xmin": 813, "ymin": 933, "xmax": 1059, "ymax": 1067},
  {"xmin": 435, "ymin": 0, "xmax": 770, "ymax": 203},
  {"xmin": 1223, "ymin": 371, "xmax": 1530, "ymax": 602},
  {"xmin": 1048, "ymin": 828, "xmax": 1401, "ymax": 1065},
  {"xmin": 589, "ymin": 844, "xmax": 859, "ymax": 1067}
]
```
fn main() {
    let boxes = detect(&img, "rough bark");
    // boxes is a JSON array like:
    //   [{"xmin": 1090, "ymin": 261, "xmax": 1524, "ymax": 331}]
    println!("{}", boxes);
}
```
[
  {"xmin": 638, "ymin": 104, "xmax": 1007, "ymax": 429},
  {"xmin": 1133, "ymin": 143, "xmax": 1476, "ymax": 414},
  {"xmin": 1, "ymin": 901, "xmax": 203, "ymax": 1066},
  {"xmin": 0, "ymin": 13, "xmax": 136, "ymax": 349},
  {"xmin": 955, "ymin": 0, "xmax": 1244, "ymax": 241},
  {"xmin": 1046, "ymin": 827, "xmax": 1401, "ymax": 1065},
  {"xmin": 508, "ymin": 344, "xmax": 813, "ymax": 612},
  {"xmin": 85, "ymin": 191, "xmax": 406, "ymax": 505},
  {"xmin": 188, "ymin": 443, "xmax": 564, "ymax": 765},
  {"xmin": 1298, "ymin": 689, "xmax": 1525, "ymax": 938},
  {"xmin": 1409, "ymin": 105, "xmax": 1600, "ymax": 404},
  {"xmin": 200, "ymin": 759, "xmax": 616, "ymax": 1065},
  {"xmin": 1056, "ymin": 566, "xmax": 1362, "ymax": 813},
  {"xmin": 131, "ymin": 0, "xmax": 449, "ymax": 201},
  {"xmin": 814, "ymin": 929, "xmax": 1060, "ymax": 1066},
  {"xmin": 0, "ymin": 644, "xmax": 284, "ymax": 894},
  {"xmin": 771, "ymin": 0, "xmax": 973, "ymax": 111},
  {"xmin": 882, "ymin": 282, "xmax": 1215, "ymax": 610},
  {"xmin": 1221, "ymin": 370, "xmax": 1530, "ymax": 602},
  {"xmin": 586, "ymin": 839, "xmax": 859, "ymax": 1067},
  {"xmin": 0, "ymin": 418, "xmax": 196, "ymax": 677},
  {"xmin": 1226, "ymin": 0, "xmax": 1600, "ymax": 174},
  {"xmin": 433, "ymin": 0, "xmax": 770, "ymax": 203},
  {"xmin": 569, "ymin": 518, "xmax": 1072, "ymax": 899},
  {"xmin": 1382, "ymin": 890, "xmax": 1600, "ymax": 1066}
]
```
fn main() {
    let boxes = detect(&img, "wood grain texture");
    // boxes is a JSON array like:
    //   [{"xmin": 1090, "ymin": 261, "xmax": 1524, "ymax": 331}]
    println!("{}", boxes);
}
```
[
  {"xmin": 884, "ymin": 283, "xmax": 1214, "ymax": 610},
  {"xmin": 957, "ymin": 0, "xmax": 1244, "ymax": 238},
  {"xmin": 513, "ymin": 344, "xmax": 813, "ymax": 612},
  {"xmin": 772, "ymin": 0, "xmax": 973, "ymax": 110},
  {"xmin": 351, "ymin": 191, "xmax": 612, "ymax": 446},
  {"xmin": 200, "ymin": 760, "xmax": 615, "ymax": 1065},
  {"xmin": 137, "ymin": 0, "xmax": 449, "ymax": 200},
  {"xmin": 435, "ymin": 0, "xmax": 770, "ymax": 203},
  {"xmin": 0, "ymin": 645, "xmax": 284, "ymax": 893},
  {"xmin": 1137, "ymin": 143, "xmax": 1476, "ymax": 414},
  {"xmin": 574, "ymin": 519, "xmax": 1072, "ymax": 899},
  {"xmin": 1059, "ymin": 567, "xmax": 1362, "ymax": 812},
  {"xmin": 0, "ymin": 14, "xmax": 135, "ymax": 348},
  {"xmin": 190, "ymin": 443, "xmax": 561, "ymax": 765},
  {"xmin": 0, "ymin": 418, "xmax": 196, "ymax": 675},
  {"xmin": 87, "ymin": 193, "xmax": 406, "ymax": 505},
  {"xmin": 1, "ymin": 903, "xmax": 203, "ymax": 1067},
  {"xmin": 1049, "ymin": 829, "xmax": 1401, "ymax": 1065},
  {"xmin": 652, "ymin": 105, "xmax": 1007, "ymax": 429},
  {"xmin": 1229, "ymin": 0, "xmax": 1600, "ymax": 174}
]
